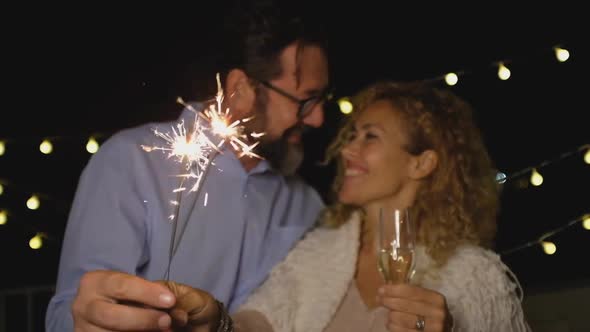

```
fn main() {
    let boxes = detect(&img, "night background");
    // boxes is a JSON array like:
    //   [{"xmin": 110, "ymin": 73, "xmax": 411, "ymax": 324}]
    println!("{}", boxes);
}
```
[{"xmin": 1, "ymin": 3, "xmax": 588, "ymax": 331}]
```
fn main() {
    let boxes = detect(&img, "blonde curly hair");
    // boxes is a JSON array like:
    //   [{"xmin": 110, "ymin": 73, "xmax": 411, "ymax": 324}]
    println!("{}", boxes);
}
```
[{"xmin": 320, "ymin": 81, "xmax": 500, "ymax": 266}]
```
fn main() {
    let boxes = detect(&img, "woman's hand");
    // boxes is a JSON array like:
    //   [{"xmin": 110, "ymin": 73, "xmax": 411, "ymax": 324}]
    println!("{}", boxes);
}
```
[
  {"xmin": 377, "ymin": 283, "xmax": 452, "ymax": 332},
  {"xmin": 156, "ymin": 280, "xmax": 221, "ymax": 332}
]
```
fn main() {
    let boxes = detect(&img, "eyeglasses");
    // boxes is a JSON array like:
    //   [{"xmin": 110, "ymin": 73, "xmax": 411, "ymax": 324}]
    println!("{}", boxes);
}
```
[{"xmin": 257, "ymin": 80, "xmax": 333, "ymax": 119}]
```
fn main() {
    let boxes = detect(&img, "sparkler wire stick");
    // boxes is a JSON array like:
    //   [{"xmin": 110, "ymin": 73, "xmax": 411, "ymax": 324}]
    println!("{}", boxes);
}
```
[
  {"xmin": 163, "ymin": 166, "xmax": 188, "ymax": 281},
  {"xmin": 144, "ymin": 73, "xmax": 263, "ymax": 280},
  {"xmin": 164, "ymin": 150, "xmax": 219, "ymax": 281},
  {"xmin": 163, "ymin": 149, "xmax": 219, "ymax": 281}
]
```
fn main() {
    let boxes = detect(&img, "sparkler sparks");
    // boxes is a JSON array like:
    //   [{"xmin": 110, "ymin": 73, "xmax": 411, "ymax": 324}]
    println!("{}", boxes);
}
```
[
  {"xmin": 141, "ymin": 73, "xmax": 265, "ymax": 280},
  {"xmin": 141, "ymin": 73, "xmax": 263, "ymax": 194}
]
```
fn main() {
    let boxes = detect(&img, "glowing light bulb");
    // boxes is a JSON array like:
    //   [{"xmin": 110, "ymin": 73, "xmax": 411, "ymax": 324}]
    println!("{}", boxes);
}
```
[
  {"xmin": 530, "ymin": 168, "xmax": 543, "ymax": 186},
  {"xmin": 584, "ymin": 149, "xmax": 590, "ymax": 164},
  {"xmin": 554, "ymin": 47, "xmax": 570, "ymax": 62},
  {"xmin": 541, "ymin": 241, "xmax": 556, "ymax": 255},
  {"xmin": 86, "ymin": 137, "xmax": 99, "ymax": 154},
  {"xmin": 0, "ymin": 183, "xmax": 3, "ymax": 196},
  {"xmin": 338, "ymin": 97, "xmax": 353, "ymax": 115},
  {"xmin": 0, "ymin": 210, "xmax": 7, "ymax": 225},
  {"xmin": 495, "ymin": 171, "xmax": 507, "ymax": 184},
  {"xmin": 0, "ymin": 141, "xmax": 5, "ymax": 156},
  {"xmin": 583, "ymin": 215, "xmax": 590, "ymax": 230},
  {"xmin": 497, "ymin": 63, "xmax": 511, "ymax": 80},
  {"xmin": 29, "ymin": 234, "xmax": 43, "ymax": 249},
  {"xmin": 40, "ymin": 139, "xmax": 53, "ymax": 154},
  {"xmin": 444, "ymin": 73, "xmax": 458, "ymax": 86},
  {"xmin": 26, "ymin": 195, "xmax": 40, "ymax": 210}
]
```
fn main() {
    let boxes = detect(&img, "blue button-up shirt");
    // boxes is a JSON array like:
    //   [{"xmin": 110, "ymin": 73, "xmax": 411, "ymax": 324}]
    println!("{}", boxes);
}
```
[{"xmin": 45, "ymin": 106, "xmax": 324, "ymax": 331}]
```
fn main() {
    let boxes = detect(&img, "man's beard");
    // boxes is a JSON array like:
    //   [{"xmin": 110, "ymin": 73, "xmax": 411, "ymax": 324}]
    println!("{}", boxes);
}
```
[
  {"xmin": 244, "ymin": 95, "xmax": 305, "ymax": 176},
  {"xmin": 256, "ymin": 127, "xmax": 304, "ymax": 176}
]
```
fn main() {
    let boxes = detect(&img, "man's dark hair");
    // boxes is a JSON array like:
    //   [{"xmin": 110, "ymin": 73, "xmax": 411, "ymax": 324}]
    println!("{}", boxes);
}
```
[{"xmin": 183, "ymin": 0, "xmax": 330, "ymax": 100}]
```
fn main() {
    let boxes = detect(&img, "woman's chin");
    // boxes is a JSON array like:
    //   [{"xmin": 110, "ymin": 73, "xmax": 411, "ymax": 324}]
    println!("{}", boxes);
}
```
[{"xmin": 338, "ymin": 191, "xmax": 363, "ymax": 206}]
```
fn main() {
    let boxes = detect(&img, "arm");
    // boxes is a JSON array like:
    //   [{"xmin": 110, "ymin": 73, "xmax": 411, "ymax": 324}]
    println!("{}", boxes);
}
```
[
  {"xmin": 45, "ymin": 134, "xmax": 163, "ymax": 331},
  {"xmin": 435, "ymin": 247, "xmax": 532, "ymax": 332}
]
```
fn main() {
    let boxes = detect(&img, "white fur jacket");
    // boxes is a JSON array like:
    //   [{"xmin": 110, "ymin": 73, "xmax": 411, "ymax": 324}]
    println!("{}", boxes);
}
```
[{"xmin": 237, "ymin": 213, "xmax": 531, "ymax": 332}]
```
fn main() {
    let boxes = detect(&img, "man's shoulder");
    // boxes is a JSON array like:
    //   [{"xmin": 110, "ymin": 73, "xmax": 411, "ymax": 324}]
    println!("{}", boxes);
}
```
[
  {"xmin": 100, "ymin": 117, "xmax": 178, "ymax": 151},
  {"xmin": 83, "ymin": 118, "xmax": 179, "ymax": 170}
]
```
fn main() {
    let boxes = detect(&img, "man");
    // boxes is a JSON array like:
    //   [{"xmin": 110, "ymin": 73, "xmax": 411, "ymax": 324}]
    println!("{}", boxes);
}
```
[{"xmin": 45, "ymin": 1, "xmax": 332, "ymax": 331}]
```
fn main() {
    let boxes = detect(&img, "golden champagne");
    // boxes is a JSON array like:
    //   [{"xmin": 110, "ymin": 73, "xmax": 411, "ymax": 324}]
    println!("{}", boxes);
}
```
[{"xmin": 378, "ymin": 248, "xmax": 415, "ymax": 284}]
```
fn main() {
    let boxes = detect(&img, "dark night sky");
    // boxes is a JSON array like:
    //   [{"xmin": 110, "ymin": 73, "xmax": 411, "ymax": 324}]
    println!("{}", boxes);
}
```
[{"xmin": 2, "ymin": 3, "xmax": 588, "ymax": 298}]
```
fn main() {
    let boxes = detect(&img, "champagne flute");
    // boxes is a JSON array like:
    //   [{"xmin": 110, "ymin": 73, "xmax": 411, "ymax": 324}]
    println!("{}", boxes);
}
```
[{"xmin": 377, "ymin": 207, "xmax": 416, "ymax": 284}]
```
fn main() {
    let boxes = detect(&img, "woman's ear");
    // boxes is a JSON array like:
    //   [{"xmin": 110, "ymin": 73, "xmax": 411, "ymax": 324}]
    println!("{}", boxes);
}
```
[
  {"xmin": 410, "ymin": 149, "xmax": 438, "ymax": 180},
  {"xmin": 226, "ymin": 69, "xmax": 255, "ymax": 117}
]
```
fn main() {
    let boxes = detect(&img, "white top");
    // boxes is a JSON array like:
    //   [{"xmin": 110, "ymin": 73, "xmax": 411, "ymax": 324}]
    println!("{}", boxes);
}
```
[{"xmin": 236, "ymin": 212, "xmax": 532, "ymax": 332}]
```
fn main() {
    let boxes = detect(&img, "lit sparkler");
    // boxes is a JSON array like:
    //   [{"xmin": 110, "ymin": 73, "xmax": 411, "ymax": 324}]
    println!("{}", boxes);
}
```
[
  {"xmin": 141, "ymin": 73, "xmax": 263, "ymax": 193},
  {"xmin": 141, "ymin": 73, "xmax": 264, "ymax": 279}
]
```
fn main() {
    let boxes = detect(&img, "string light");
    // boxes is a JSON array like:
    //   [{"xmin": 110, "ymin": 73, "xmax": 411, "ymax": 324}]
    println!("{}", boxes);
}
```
[
  {"xmin": 0, "ymin": 140, "xmax": 5, "ymax": 156},
  {"xmin": 26, "ymin": 195, "xmax": 40, "ymax": 210},
  {"xmin": 541, "ymin": 241, "xmax": 557, "ymax": 255},
  {"xmin": 530, "ymin": 168, "xmax": 544, "ymax": 186},
  {"xmin": 0, "ymin": 183, "xmax": 4, "ymax": 196},
  {"xmin": 86, "ymin": 137, "xmax": 100, "ymax": 154},
  {"xmin": 29, "ymin": 233, "xmax": 44, "ymax": 249},
  {"xmin": 497, "ymin": 62, "xmax": 511, "ymax": 80},
  {"xmin": 411, "ymin": 43, "xmax": 574, "ymax": 86},
  {"xmin": 501, "ymin": 213, "xmax": 589, "ymax": 256},
  {"xmin": 444, "ymin": 72, "xmax": 458, "ymax": 86},
  {"xmin": 499, "ymin": 143, "xmax": 589, "ymax": 184},
  {"xmin": 554, "ymin": 46, "xmax": 570, "ymax": 62},
  {"xmin": 0, "ymin": 210, "xmax": 7, "ymax": 225},
  {"xmin": 39, "ymin": 139, "xmax": 53, "ymax": 155},
  {"xmin": 338, "ymin": 97, "xmax": 353, "ymax": 114},
  {"xmin": 495, "ymin": 171, "xmax": 507, "ymax": 184},
  {"xmin": 0, "ymin": 206, "xmax": 58, "ymax": 247}
]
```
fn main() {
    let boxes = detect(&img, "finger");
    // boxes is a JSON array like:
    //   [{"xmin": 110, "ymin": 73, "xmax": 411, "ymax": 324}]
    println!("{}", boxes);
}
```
[
  {"xmin": 174, "ymin": 284, "xmax": 210, "ymax": 317},
  {"xmin": 387, "ymin": 310, "xmax": 443, "ymax": 331},
  {"xmin": 92, "ymin": 271, "xmax": 175, "ymax": 309},
  {"xmin": 380, "ymin": 297, "xmax": 445, "ymax": 321},
  {"xmin": 169, "ymin": 308, "xmax": 189, "ymax": 327},
  {"xmin": 85, "ymin": 298, "xmax": 173, "ymax": 331},
  {"xmin": 159, "ymin": 281, "xmax": 212, "ymax": 319},
  {"xmin": 379, "ymin": 284, "xmax": 445, "ymax": 307}
]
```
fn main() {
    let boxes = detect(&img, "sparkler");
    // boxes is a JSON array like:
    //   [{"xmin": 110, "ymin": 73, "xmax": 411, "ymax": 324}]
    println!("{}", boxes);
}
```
[{"xmin": 141, "ymin": 73, "xmax": 264, "ymax": 279}]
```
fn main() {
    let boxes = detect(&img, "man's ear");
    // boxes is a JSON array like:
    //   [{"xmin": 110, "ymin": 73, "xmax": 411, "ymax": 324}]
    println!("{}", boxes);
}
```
[
  {"xmin": 410, "ymin": 149, "xmax": 438, "ymax": 180},
  {"xmin": 225, "ymin": 69, "xmax": 255, "ymax": 117}
]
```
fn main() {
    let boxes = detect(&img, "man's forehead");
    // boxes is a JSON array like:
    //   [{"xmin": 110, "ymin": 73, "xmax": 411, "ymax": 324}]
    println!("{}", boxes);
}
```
[{"xmin": 280, "ymin": 43, "xmax": 329, "ymax": 89}]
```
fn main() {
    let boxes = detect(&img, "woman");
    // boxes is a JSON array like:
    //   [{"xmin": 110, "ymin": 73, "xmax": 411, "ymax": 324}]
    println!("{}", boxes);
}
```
[{"xmin": 164, "ymin": 81, "xmax": 531, "ymax": 332}]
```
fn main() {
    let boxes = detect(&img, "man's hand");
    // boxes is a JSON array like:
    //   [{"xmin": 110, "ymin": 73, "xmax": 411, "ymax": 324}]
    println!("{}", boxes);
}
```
[
  {"xmin": 156, "ymin": 280, "xmax": 221, "ymax": 332},
  {"xmin": 72, "ymin": 270, "xmax": 176, "ymax": 331}
]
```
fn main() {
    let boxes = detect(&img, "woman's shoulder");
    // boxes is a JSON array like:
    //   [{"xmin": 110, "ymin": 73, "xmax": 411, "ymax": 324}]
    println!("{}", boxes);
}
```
[
  {"xmin": 447, "ymin": 244, "xmax": 506, "ymax": 270},
  {"xmin": 442, "ymin": 244, "xmax": 524, "ymax": 299}
]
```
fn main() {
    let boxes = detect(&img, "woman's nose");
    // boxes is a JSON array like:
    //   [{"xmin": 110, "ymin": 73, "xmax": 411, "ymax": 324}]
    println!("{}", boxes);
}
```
[{"xmin": 341, "ymin": 140, "xmax": 359, "ymax": 158}]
